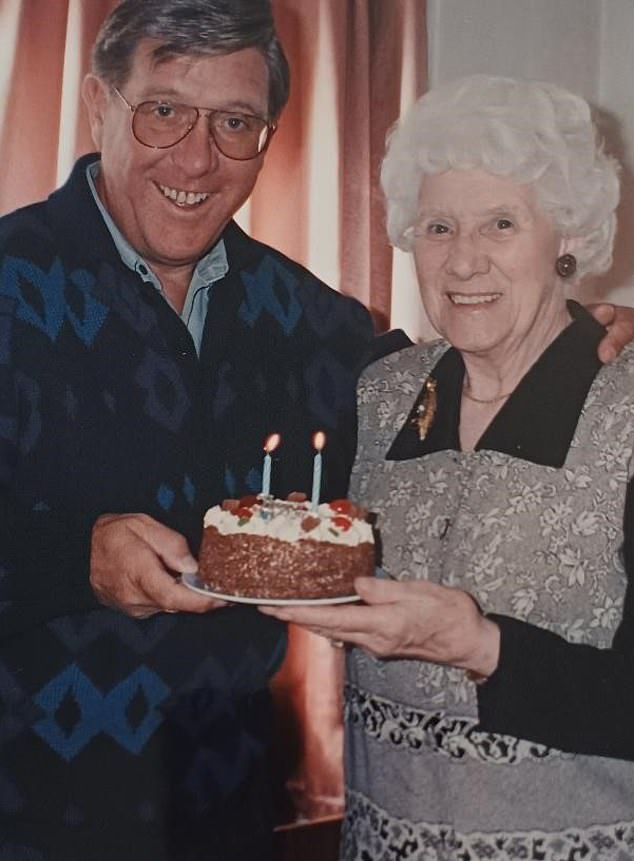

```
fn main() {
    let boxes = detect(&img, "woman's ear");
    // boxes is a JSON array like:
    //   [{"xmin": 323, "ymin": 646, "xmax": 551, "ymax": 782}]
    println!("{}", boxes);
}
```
[
  {"xmin": 81, "ymin": 75, "xmax": 109, "ymax": 150},
  {"xmin": 558, "ymin": 235, "xmax": 585, "ymax": 259}
]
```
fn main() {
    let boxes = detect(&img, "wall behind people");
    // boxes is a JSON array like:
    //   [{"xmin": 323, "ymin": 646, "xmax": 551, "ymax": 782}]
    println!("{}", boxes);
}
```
[
  {"xmin": 427, "ymin": 0, "xmax": 634, "ymax": 306},
  {"xmin": 0, "ymin": 0, "xmax": 428, "ymax": 825}
]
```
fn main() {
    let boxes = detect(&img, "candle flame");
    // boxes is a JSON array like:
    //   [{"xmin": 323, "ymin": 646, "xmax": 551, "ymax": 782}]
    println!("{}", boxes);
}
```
[
  {"xmin": 312, "ymin": 430, "xmax": 326, "ymax": 451},
  {"xmin": 263, "ymin": 432, "xmax": 281, "ymax": 453}
]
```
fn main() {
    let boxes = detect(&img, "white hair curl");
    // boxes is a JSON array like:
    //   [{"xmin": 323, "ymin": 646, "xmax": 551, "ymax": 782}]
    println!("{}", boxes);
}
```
[{"xmin": 381, "ymin": 74, "xmax": 620, "ymax": 279}]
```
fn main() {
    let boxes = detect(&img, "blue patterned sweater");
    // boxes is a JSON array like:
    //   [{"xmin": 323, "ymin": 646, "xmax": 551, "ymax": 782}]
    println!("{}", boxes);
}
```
[{"xmin": 0, "ymin": 154, "xmax": 376, "ymax": 860}]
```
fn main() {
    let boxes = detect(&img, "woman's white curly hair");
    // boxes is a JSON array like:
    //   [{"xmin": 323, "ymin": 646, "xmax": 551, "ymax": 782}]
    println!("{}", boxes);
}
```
[{"xmin": 381, "ymin": 74, "xmax": 620, "ymax": 279}]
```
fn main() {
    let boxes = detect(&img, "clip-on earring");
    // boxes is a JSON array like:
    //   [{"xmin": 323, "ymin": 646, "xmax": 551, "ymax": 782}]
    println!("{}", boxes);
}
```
[{"xmin": 556, "ymin": 253, "xmax": 577, "ymax": 278}]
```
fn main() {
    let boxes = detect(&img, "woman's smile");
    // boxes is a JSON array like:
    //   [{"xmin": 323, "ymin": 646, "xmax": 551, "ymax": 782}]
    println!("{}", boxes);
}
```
[{"xmin": 447, "ymin": 291, "xmax": 501, "ymax": 306}]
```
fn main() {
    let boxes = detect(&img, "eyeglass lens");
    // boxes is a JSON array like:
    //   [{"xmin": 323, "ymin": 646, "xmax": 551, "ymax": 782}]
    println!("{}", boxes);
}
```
[{"xmin": 132, "ymin": 102, "xmax": 270, "ymax": 159}]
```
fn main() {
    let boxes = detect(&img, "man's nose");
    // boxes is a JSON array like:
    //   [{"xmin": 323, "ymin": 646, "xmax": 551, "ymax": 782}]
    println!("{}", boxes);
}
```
[
  {"xmin": 172, "ymin": 112, "xmax": 219, "ymax": 175},
  {"xmin": 445, "ymin": 233, "xmax": 490, "ymax": 279}
]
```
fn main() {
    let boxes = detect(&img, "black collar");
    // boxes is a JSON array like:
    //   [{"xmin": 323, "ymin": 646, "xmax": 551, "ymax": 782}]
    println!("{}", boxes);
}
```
[{"xmin": 387, "ymin": 301, "xmax": 604, "ymax": 467}]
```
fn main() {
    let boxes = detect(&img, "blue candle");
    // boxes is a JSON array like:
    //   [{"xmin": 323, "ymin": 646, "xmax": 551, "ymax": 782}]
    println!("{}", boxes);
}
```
[
  {"xmin": 262, "ymin": 433, "xmax": 281, "ymax": 496},
  {"xmin": 310, "ymin": 431, "xmax": 326, "ymax": 509},
  {"xmin": 262, "ymin": 453, "xmax": 272, "ymax": 496}
]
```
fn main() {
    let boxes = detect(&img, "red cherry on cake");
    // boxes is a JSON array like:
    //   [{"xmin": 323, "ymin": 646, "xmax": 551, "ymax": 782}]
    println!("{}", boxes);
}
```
[
  {"xmin": 329, "ymin": 499, "xmax": 354, "ymax": 516},
  {"xmin": 332, "ymin": 515, "xmax": 352, "ymax": 531},
  {"xmin": 235, "ymin": 506, "xmax": 254, "ymax": 520},
  {"xmin": 301, "ymin": 515, "xmax": 321, "ymax": 532},
  {"xmin": 239, "ymin": 494, "xmax": 259, "ymax": 507}
]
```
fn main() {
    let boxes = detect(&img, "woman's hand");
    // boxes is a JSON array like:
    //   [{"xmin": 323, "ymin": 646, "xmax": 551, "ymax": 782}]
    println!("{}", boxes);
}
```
[
  {"xmin": 260, "ymin": 576, "xmax": 501, "ymax": 678},
  {"xmin": 589, "ymin": 303, "xmax": 634, "ymax": 363}
]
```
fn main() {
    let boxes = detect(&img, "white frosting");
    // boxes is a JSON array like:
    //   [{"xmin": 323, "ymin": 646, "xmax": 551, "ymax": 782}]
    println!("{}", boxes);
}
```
[{"xmin": 204, "ymin": 498, "xmax": 373, "ymax": 546}]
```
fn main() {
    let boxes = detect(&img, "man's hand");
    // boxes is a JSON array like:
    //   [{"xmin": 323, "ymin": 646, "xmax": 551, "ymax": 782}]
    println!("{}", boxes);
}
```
[
  {"xmin": 91, "ymin": 513, "xmax": 225, "ymax": 618},
  {"xmin": 589, "ymin": 303, "xmax": 634, "ymax": 363}
]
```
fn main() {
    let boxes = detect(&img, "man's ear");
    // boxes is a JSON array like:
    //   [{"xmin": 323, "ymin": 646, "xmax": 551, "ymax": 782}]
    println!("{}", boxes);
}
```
[{"xmin": 81, "ymin": 75, "xmax": 109, "ymax": 150}]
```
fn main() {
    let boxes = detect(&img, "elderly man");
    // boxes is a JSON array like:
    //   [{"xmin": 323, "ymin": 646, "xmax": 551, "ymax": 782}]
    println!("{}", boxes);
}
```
[
  {"xmin": 0, "ymin": 1, "xmax": 632, "ymax": 860},
  {"xmin": 0, "ymin": 1, "xmax": 376, "ymax": 859}
]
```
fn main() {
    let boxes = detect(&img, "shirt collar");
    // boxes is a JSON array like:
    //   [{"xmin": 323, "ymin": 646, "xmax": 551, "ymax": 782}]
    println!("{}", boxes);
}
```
[
  {"xmin": 386, "ymin": 301, "xmax": 605, "ymax": 467},
  {"xmin": 85, "ymin": 160, "xmax": 228, "ymax": 354}
]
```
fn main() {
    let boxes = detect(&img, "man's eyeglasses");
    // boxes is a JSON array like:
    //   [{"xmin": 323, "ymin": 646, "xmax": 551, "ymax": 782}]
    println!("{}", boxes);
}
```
[{"xmin": 113, "ymin": 88, "xmax": 275, "ymax": 161}]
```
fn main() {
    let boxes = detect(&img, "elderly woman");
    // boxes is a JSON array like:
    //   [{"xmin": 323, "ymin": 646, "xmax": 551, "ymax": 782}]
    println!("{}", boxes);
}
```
[{"xmin": 262, "ymin": 75, "xmax": 634, "ymax": 859}]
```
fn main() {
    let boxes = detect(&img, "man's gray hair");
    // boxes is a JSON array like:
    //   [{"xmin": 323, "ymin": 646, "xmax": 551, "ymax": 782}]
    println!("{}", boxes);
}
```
[
  {"xmin": 381, "ymin": 74, "xmax": 620, "ymax": 280},
  {"xmin": 92, "ymin": 0, "xmax": 290, "ymax": 120}
]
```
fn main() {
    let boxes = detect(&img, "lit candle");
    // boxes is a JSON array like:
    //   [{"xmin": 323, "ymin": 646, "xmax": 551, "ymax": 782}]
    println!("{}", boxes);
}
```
[
  {"xmin": 261, "ymin": 433, "xmax": 281, "ymax": 496},
  {"xmin": 310, "ymin": 431, "xmax": 326, "ymax": 510}
]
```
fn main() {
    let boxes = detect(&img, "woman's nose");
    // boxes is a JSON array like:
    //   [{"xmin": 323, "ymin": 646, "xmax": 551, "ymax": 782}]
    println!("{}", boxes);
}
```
[{"xmin": 445, "ymin": 233, "xmax": 490, "ymax": 279}]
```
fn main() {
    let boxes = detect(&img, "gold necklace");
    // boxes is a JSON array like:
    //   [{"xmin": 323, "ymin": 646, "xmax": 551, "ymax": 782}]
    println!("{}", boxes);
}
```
[{"xmin": 462, "ymin": 386, "xmax": 512, "ymax": 404}]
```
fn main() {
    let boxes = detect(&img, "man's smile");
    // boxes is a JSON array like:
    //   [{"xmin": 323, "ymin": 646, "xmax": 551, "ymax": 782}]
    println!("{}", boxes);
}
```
[{"xmin": 158, "ymin": 182, "xmax": 210, "ymax": 207}]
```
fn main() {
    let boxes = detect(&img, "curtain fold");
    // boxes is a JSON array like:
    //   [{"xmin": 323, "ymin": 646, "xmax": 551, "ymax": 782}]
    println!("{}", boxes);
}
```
[
  {"xmin": 0, "ymin": 0, "xmax": 117, "ymax": 213},
  {"xmin": 339, "ymin": 0, "xmax": 427, "ymax": 329},
  {"xmin": 251, "ymin": 0, "xmax": 427, "ymax": 334},
  {"xmin": 0, "ymin": 0, "xmax": 427, "ymax": 823}
]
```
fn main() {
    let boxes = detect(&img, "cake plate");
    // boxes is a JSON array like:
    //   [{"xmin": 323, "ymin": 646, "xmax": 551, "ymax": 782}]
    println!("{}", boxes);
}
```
[{"xmin": 182, "ymin": 572, "xmax": 361, "ymax": 606}]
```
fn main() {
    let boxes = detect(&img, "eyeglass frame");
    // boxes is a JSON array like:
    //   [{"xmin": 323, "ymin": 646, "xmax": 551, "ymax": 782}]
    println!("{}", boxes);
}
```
[{"xmin": 112, "ymin": 87, "xmax": 276, "ymax": 161}]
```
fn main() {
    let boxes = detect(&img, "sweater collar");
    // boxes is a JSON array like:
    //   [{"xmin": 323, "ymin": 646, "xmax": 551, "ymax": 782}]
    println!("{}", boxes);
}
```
[{"xmin": 386, "ymin": 301, "xmax": 604, "ymax": 467}]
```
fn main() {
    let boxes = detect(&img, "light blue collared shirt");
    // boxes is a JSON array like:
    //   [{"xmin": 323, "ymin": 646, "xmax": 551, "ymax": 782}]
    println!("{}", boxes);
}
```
[{"xmin": 86, "ymin": 160, "xmax": 228, "ymax": 354}]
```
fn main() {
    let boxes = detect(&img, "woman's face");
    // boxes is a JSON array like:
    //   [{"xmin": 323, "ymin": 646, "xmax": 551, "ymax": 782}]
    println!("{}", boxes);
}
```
[{"xmin": 413, "ymin": 169, "xmax": 569, "ymax": 360}]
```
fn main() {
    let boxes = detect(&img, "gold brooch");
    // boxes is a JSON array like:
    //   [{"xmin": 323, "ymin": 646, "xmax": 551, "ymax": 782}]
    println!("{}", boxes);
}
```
[{"xmin": 411, "ymin": 377, "xmax": 437, "ymax": 441}]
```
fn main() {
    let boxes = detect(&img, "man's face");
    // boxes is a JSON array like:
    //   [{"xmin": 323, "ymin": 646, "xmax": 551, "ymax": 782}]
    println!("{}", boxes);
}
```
[{"xmin": 83, "ymin": 40, "xmax": 269, "ymax": 277}]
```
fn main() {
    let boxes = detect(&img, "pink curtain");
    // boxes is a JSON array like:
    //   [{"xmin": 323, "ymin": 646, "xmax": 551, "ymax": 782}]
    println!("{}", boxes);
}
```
[
  {"xmin": 0, "ymin": 0, "xmax": 118, "ymax": 214},
  {"xmin": 0, "ymin": 0, "xmax": 427, "ymax": 823}
]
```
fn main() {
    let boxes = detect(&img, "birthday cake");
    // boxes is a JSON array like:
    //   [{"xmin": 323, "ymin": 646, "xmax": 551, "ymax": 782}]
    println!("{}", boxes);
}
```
[{"xmin": 197, "ymin": 493, "xmax": 375, "ymax": 600}]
